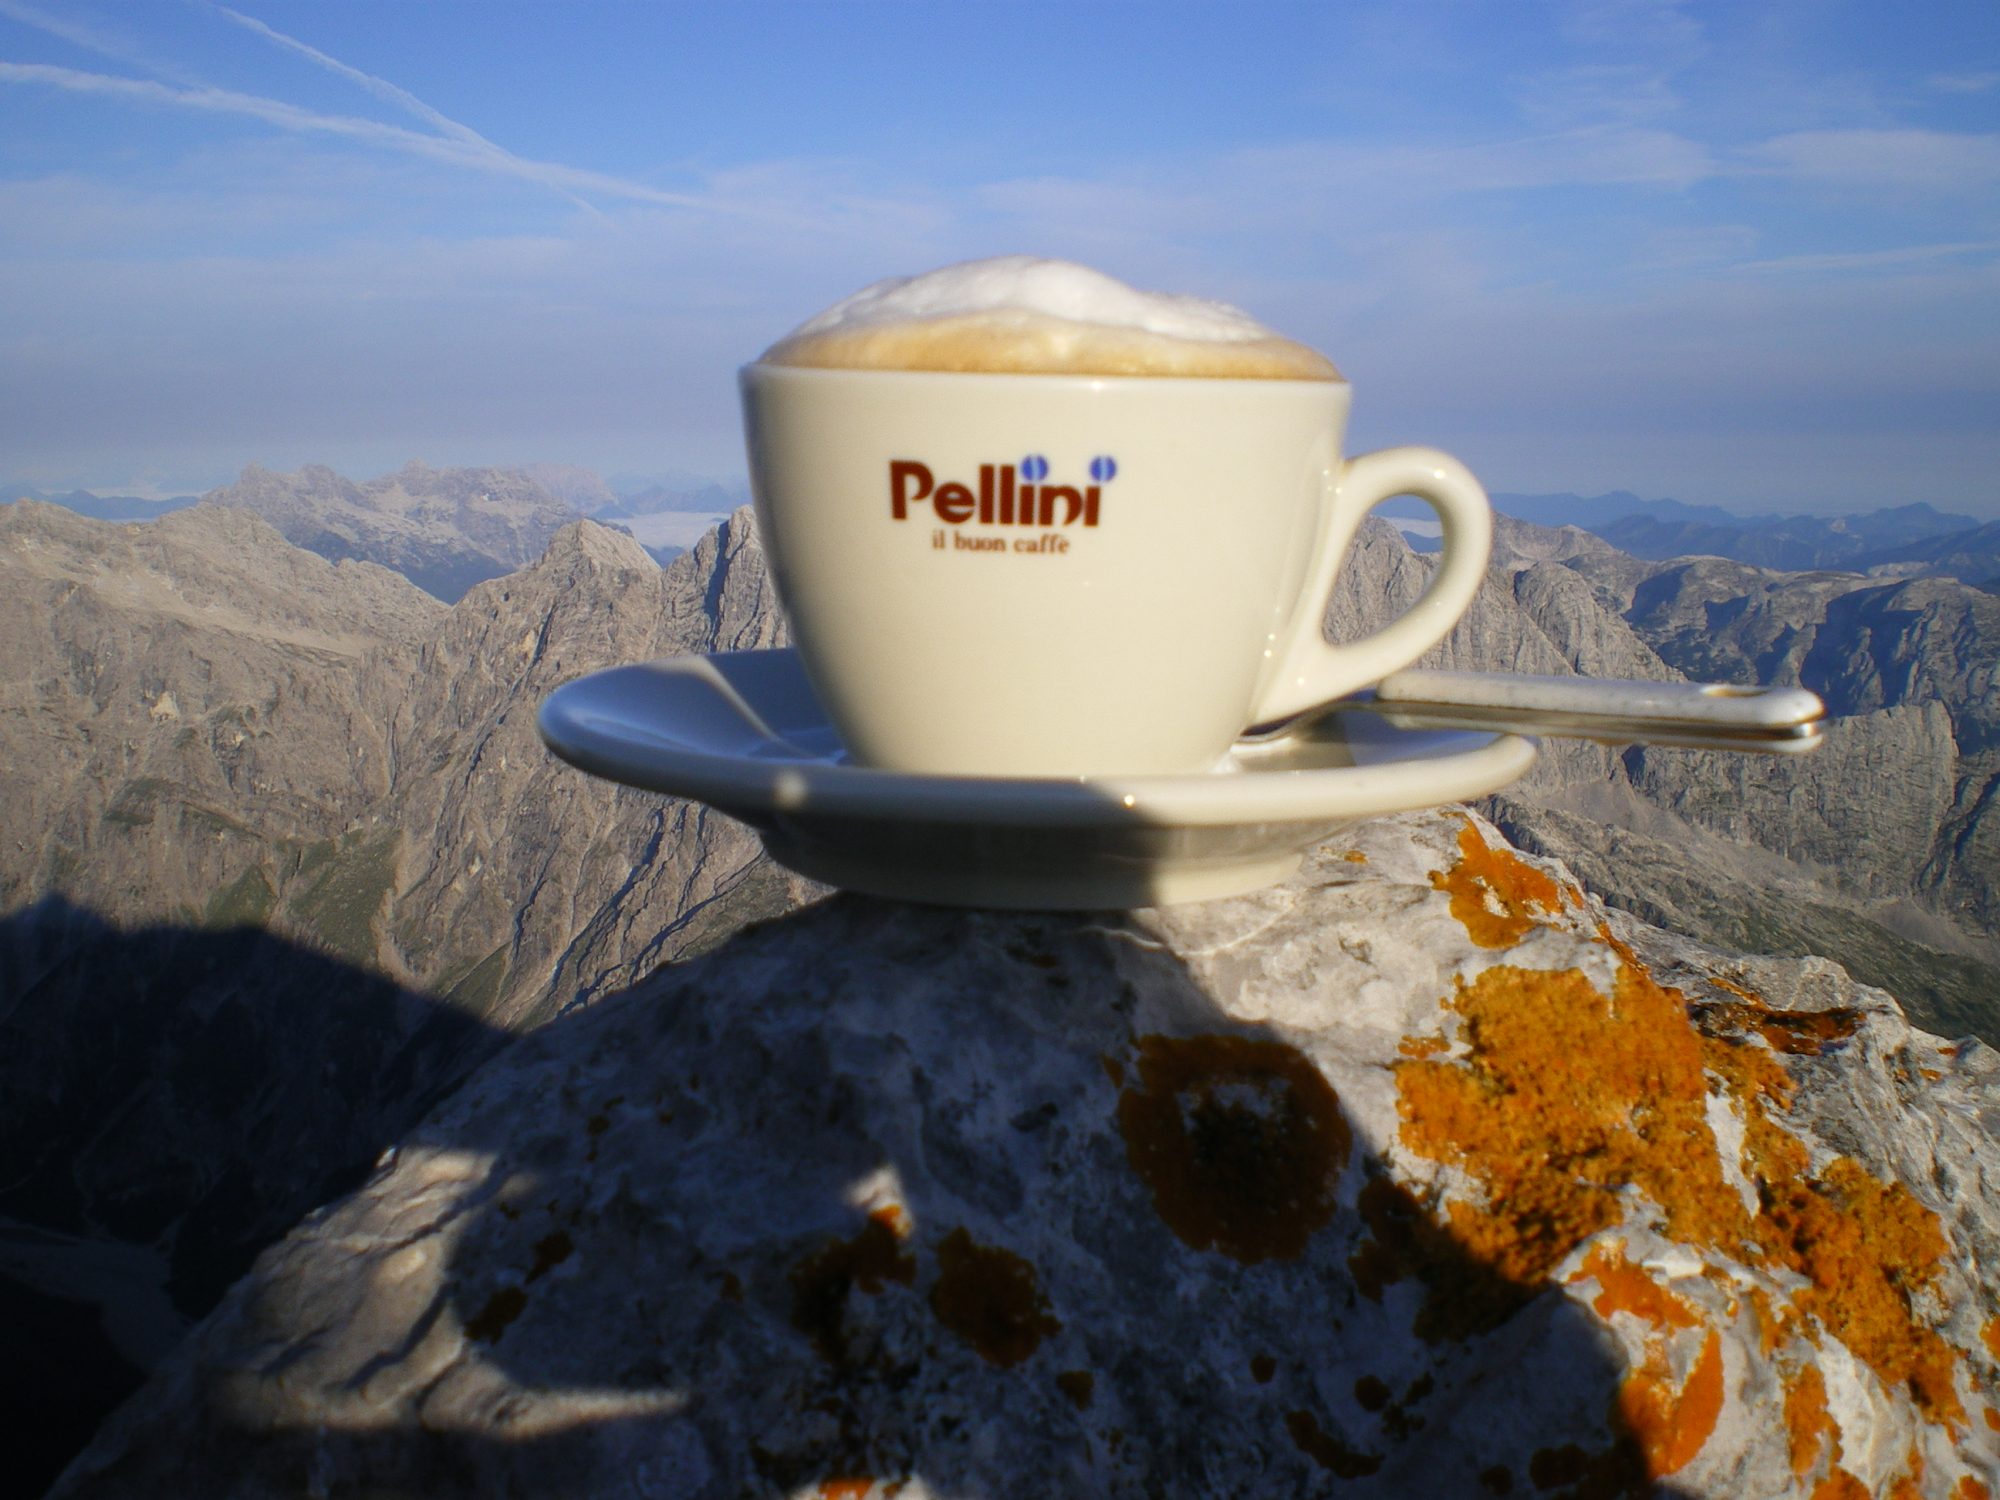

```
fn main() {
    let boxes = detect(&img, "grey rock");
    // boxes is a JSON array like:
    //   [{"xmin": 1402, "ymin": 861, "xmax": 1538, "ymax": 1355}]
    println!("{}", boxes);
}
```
[{"xmin": 51, "ymin": 811, "xmax": 2000, "ymax": 1498}]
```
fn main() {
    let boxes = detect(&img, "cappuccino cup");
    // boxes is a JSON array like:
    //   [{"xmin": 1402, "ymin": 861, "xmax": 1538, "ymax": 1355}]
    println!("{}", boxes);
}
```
[{"xmin": 741, "ymin": 260, "xmax": 1490, "ymax": 778}]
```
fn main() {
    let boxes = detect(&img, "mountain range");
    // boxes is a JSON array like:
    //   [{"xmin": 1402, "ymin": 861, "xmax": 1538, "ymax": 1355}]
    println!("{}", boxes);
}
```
[{"xmin": 5, "ymin": 479, "xmax": 1999, "ymax": 1490}]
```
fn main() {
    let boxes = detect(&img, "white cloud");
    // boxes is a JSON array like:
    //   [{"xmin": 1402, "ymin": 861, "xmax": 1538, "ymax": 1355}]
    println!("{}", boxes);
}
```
[
  {"xmin": 1736, "ymin": 241, "xmax": 2000, "ymax": 274},
  {"xmin": 1745, "ymin": 128, "xmax": 2000, "ymax": 192},
  {"xmin": 1928, "ymin": 71, "xmax": 2000, "ymax": 95}
]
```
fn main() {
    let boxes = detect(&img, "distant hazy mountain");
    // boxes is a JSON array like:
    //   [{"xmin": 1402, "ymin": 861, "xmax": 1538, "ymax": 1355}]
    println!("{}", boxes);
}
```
[
  {"xmin": 200, "ymin": 460, "xmax": 581, "ymax": 602},
  {"xmin": 1487, "ymin": 489, "xmax": 1752, "ymax": 530},
  {"xmin": 1863, "ymin": 519, "xmax": 2000, "ymax": 593},
  {"xmin": 1, "ymin": 482, "xmax": 200, "ymax": 522},
  {"xmin": 1485, "ymin": 492, "xmax": 1994, "ymax": 588},
  {"xmin": 519, "ymin": 462, "xmax": 617, "ymax": 513},
  {"xmin": 594, "ymin": 479, "xmax": 746, "ymax": 517}
]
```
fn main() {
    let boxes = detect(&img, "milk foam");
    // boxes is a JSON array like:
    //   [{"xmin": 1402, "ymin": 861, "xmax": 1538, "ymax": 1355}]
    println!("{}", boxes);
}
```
[{"xmin": 761, "ymin": 257, "xmax": 1338, "ymax": 380}]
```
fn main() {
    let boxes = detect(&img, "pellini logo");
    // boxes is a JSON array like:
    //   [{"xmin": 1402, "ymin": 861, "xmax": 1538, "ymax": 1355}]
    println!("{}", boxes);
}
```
[{"xmin": 889, "ymin": 454, "xmax": 1117, "ymax": 528}]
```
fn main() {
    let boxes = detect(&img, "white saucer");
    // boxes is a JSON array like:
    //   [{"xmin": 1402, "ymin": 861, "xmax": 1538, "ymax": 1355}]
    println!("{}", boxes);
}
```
[{"xmin": 536, "ymin": 649, "xmax": 1537, "ymax": 909}]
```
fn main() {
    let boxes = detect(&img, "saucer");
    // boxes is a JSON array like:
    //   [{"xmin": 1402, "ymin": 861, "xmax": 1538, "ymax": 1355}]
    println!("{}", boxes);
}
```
[{"xmin": 536, "ymin": 649, "xmax": 1537, "ymax": 909}]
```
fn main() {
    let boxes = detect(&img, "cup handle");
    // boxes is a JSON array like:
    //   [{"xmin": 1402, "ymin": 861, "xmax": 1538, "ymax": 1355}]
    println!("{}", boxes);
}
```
[{"xmin": 1251, "ymin": 446, "xmax": 1492, "ymax": 725}]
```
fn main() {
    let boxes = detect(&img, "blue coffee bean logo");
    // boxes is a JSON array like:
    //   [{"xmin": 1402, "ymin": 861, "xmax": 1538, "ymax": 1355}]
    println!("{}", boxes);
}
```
[
  {"xmin": 1090, "ymin": 455, "xmax": 1117, "ymax": 483},
  {"xmin": 1020, "ymin": 454, "xmax": 1049, "ymax": 482}
]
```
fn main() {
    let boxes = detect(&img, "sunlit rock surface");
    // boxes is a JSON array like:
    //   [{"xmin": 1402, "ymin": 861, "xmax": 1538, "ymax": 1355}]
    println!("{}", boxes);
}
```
[{"xmin": 54, "ymin": 809, "xmax": 2000, "ymax": 1498}]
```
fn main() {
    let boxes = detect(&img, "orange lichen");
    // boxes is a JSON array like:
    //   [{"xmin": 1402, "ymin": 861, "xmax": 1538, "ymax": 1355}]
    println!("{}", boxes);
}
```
[
  {"xmin": 1398, "ymin": 1034, "xmax": 1449, "ymax": 1060},
  {"xmin": 1250, "ymin": 1354, "xmax": 1276, "ymax": 1384},
  {"xmin": 1987, "ymin": 1406, "xmax": 2000, "ymax": 1433},
  {"xmin": 1812, "ymin": 1470, "xmax": 1871, "ymax": 1500},
  {"xmin": 929, "ymin": 1227, "xmax": 1060, "ymax": 1368},
  {"xmin": 1056, "ymin": 1370, "xmax": 1094, "ymax": 1409},
  {"xmin": 1957, "ymin": 1477, "xmax": 1993, "ymax": 1500},
  {"xmin": 1697, "ymin": 999, "xmax": 1862, "ymax": 1057},
  {"xmin": 1887, "ymin": 1446, "xmax": 1926, "ymax": 1500},
  {"xmin": 1393, "ymin": 835, "xmax": 1968, "ymax": 1444},
  {"xmin": 815, "ymin": 1483, "xmax": 872, "ymax": 1500},
  {"xmin": 463, "ymin": 1285, "xmax": 527, "ymax": 1343},
  {"xmin": 1284, "ymin": 1410, "xmax": 1382, "ymax": 1479},
  {"xmin": 1761, "ymin": 1158, "xmax": 1963, "ymax": 1426},
  {"xmin": 525, "ymin": 1229, "xmax": 573, "ymax": 1283},
  {"xmin": 1347, "ymin": 1172, "xmax": 1539, "ymax": 1341},
  {"xmin": 1428, "ymin": 819, "xmax": 1568, "ymax": 947},
  {"xmin": 789, "ymin": 1215, "xmax": 917, "ymax": 1364},
  {"xmin": 1341, "ymin": 849, "xmax": 1369, "ymax": 864},
  {"xmin": 1784, "ymin": 1364, "xmax": 1836, "ymax": 1477},
  {"xmin": 1748, "ymin": 1286, "xmax": 1796, "ymax": 1354},
  {"xmin": 1617, "ymin": 1328, "xmax": 1725, "ymax": 1480},
  {"xmin": 1397, "ymin": 964, "xmax": 1748, "ymax": 1298},
  {"xmin": 870, "ymin": 1202, "xmax": 913, "ymax": 1240},
  {"xmin": 1116, "ymin": 1032, "xmax": 1350, "ymax": 1264},
  {"xmin": 1572, "ymin": 1243, "xmax": 1699, "ymax": 1330}
]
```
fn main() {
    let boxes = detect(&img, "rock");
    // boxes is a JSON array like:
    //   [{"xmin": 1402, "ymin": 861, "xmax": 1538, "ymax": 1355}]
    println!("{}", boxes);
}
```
[
  {"xmin": 0, "ymin": 502, "xmax": 809, "ymax": 1493},
  {"xmin": 51, "ymin": 811, "xmax": 2000, "ymax": 1498}
]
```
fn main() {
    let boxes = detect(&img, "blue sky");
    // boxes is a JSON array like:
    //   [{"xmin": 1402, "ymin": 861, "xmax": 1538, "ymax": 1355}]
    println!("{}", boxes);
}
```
[{"xmin": 1, "ymin": 1, "xmax": 1996, "ymax": 515}]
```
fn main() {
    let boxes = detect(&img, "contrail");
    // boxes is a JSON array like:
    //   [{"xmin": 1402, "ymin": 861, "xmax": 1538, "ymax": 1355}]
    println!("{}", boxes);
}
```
[
  {"xmin": 0, "ymin": 0, "xmax": 206, "ymax": 86},
  {"xmin": 0, "ymin": 61, "xmax": 717, "ymax": 211},
  {"xmin": 208, "ymin": 5, "xmax": 500, "ymax": 154},
  {"xmin": 207, "ymin": 4, "xmax": 601, "ymax": 214}
]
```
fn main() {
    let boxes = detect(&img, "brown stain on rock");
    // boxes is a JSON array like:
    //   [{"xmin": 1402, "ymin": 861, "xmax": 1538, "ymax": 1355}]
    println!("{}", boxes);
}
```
[
  {"xmin": 1056, "ymin": 1369, "xmax": 1095, "ymax": 1409},
  {"xmin": 928, "ymin": 1226, "xmax": 1060, "ymax": 1368},
  {"xmin": 1429, "ymin": 819, "xmax": 1568, "ymax": 948},
  {"xmin": 1116, "ymin": 1032, "xmax": 1351, "ymax": 1264},
  {"xmin": 1250, "ymin": 1354, "xmax": 1277, "ymax": 1384},
  {"xmin": 789, "ymin": 1212, "xmax": 917, "ymax": 1364}
]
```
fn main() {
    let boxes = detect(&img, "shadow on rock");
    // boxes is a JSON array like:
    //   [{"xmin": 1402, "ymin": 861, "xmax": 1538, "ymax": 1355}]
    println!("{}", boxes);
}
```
[
  {"xmin": 51, "ymin": 891, "xmax": 1688, "ymax": 1499},
  {"xmin": 0, "ymin": 898, "xmax": 508, "ymax": 1497}
]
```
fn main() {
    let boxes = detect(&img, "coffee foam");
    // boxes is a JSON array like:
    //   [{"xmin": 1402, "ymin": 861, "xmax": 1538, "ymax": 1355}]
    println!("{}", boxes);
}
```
[{"xmin": 760, "ymin": 256, "xmax": 1339, "ymax": 380}]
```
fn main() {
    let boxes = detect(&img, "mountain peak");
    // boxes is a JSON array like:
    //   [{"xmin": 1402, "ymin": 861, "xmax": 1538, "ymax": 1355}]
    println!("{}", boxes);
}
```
[{"xmin": 49, "ymin": 810, "xmax": 1999, "ymax": 1498}]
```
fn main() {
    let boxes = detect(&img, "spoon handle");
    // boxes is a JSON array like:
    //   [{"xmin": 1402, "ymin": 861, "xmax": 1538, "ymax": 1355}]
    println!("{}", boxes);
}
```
[{"xmin": 1363, "ymin": 671, "xmax": 1825, "ymax": 753}]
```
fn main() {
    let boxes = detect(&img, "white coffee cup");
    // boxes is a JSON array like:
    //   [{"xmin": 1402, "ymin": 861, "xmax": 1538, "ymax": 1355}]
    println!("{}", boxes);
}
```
[{"xmin": 740, "ymin": 363, "xmax": 1490, "ymax": 777}]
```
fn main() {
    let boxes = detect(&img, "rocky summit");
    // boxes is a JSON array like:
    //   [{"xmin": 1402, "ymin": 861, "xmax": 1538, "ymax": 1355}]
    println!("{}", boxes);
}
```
[{"xmin": 52, "ymin": 810, "xmax": 2000, "ymax": 1499}]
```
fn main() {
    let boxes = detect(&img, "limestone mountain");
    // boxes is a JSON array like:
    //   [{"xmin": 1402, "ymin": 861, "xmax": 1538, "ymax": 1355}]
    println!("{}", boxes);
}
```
[
  {"xmin": 201, "ymin": 460, "xmax": 583, "ymax": 601},
  {"xmin": 0, "ymin": 499, "xmax": 803, "ymax": 1492},
  {"xmin": 9, "ymin": 492, "xmax": 2000, "ymax": 1491},
  {"xmin": 1330, "ymin": 516, "xmax": 2000, "ymax": 1039},
  {"xmin": 49, "ymin": 811, "xmax": 2000, "ymax": 1498}
]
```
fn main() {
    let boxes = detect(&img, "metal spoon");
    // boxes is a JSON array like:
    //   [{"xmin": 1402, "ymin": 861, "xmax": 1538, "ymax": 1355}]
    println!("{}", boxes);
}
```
[{"xmin": 1248, "ymin": 672, "xmax": 1826, "ymax": 754}]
